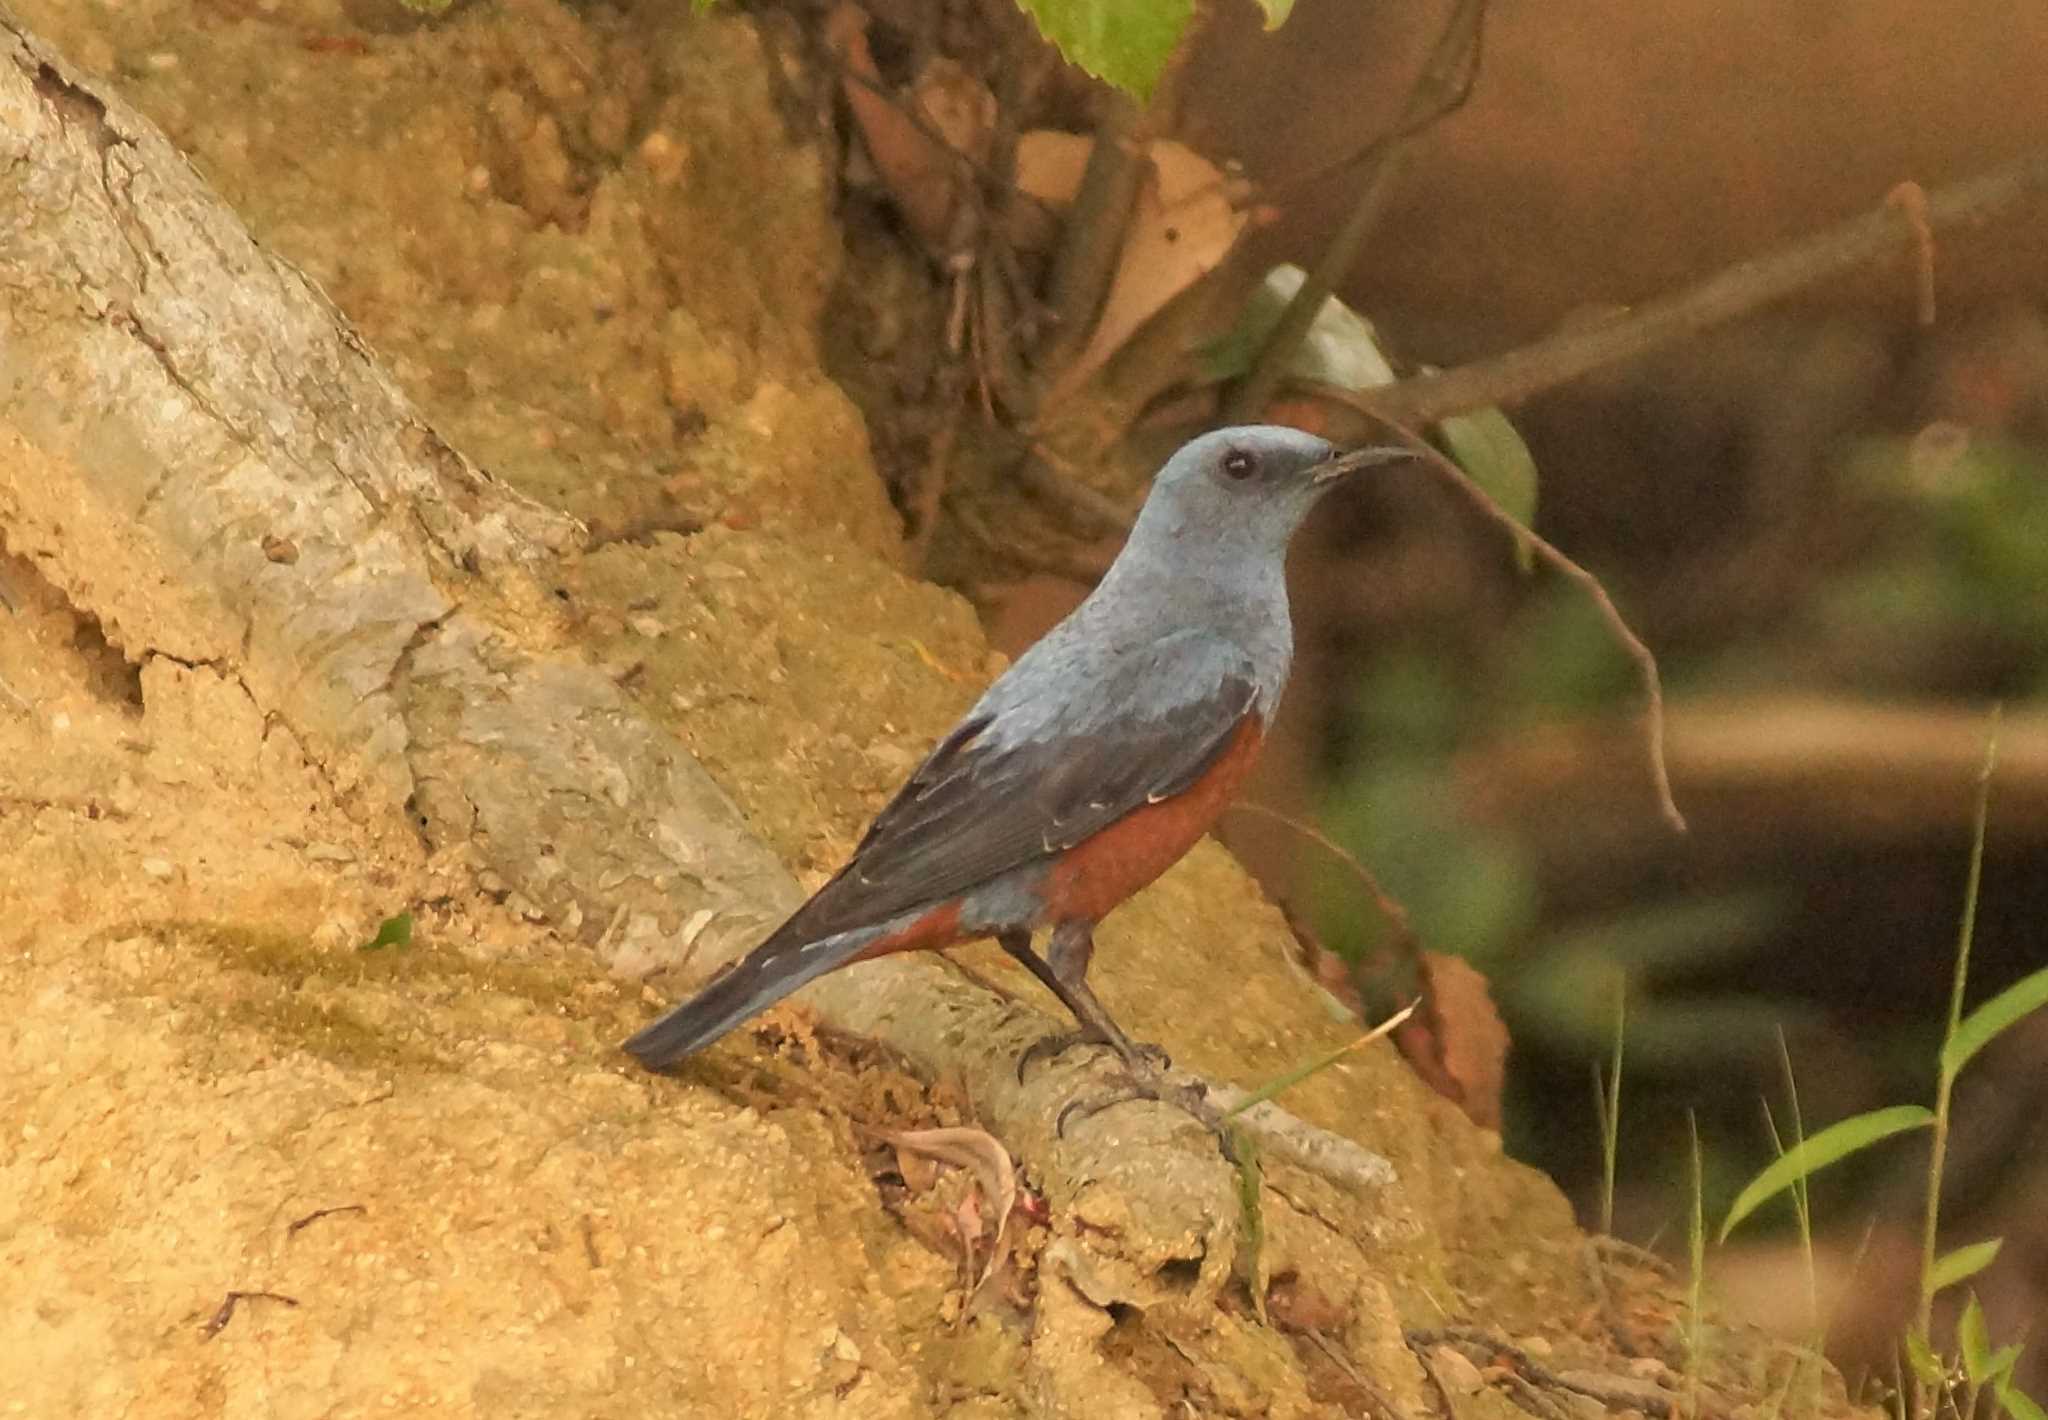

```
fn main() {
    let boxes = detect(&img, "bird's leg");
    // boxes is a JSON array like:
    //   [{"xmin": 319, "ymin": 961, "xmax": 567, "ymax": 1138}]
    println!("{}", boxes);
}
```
[
  {"xmin": 1004, "ymin": 924, "xmax": 1157, "ymax": 1076},
  {"xmin": 1001, "ymin": 925, "xmax": 1233, "ymax": 1158}
]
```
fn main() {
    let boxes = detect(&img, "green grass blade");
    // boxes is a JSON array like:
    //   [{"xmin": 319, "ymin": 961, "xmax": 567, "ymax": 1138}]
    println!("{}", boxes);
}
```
[
  {"xmin": 1959, "ymin": 1294, "xmax": 1991, "ymax": 1381},
  {"xmin": 1719, "ymin": 1104, "xmax": 1934, "ymax": 1242},
  {"xmin": 1943, "ymin": 965, "xmax": 2048, "ymax": 1080},
  {"xmin": 1927, "ymin": 1238, "xmax": 2003, "ymax": 1296},
  {"xmin": 1222, "ymin": 1000, "xmax": 1416, "ymax": 1121},
  {"xmin": 1983, "ymin": 1346, "xmax": 2023, "ymax": 1390},
  {"xmin": 1685, "ymin": 1112, "xmax": 1706, "ymax": 1412},
  {"xmin": 2001, "ymin": 1384, "xmax": 2047, "ymax": 1420},
  {"xmin": 1904, "ymin": 1330, "xmax": 1947, "ymax": 1388}
]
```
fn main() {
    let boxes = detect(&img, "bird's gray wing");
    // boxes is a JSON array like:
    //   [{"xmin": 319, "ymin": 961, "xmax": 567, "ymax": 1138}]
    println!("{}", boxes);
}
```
[{"xmin": 777, "ymin": 631, "xmax": 1260, "ymax": 943}]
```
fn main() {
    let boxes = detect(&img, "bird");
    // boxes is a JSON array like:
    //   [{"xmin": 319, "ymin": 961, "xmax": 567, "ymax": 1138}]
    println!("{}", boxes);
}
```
[{"xmin": 624, "ymin": 425, "xmax": 1409, "ymax": 1075}]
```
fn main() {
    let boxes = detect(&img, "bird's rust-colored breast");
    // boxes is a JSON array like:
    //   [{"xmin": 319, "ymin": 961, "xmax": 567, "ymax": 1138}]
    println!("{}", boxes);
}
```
[{"xmin": 1039, "ymin": 712, "xmax": 1266, "ymax": 924}]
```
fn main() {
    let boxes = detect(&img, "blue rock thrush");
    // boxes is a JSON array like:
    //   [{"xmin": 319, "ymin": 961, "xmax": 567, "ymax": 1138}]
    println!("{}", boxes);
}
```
[{"xmin": 624, "ymin": 426, "xmax": 1408, "ymax": 1073}]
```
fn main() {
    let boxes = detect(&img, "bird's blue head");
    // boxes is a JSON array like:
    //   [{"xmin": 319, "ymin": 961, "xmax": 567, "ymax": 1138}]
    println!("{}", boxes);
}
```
[{"xmin": 1124, "ymin": 426, "xmax": 1408, "ymax": 568}]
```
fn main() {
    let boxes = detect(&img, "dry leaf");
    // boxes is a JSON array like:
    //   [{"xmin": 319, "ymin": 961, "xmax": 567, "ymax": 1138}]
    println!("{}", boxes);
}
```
[
  {"xmin": 1045, "ymin": 140, "xmax": 1250, "ymax": 403},
  {"xmin": 1395, "ymin": 952, "xmax": 1510, "ymax": 1131},
  {"xmin": 826, "ymin": 4, "xmax": 992, "ymax": 252},
  {"xmin": 889, "ymin": 1126, "xmax": 1018, "ymax": 1293},
  {"xmin": 1013, "ymin": 129, "xmax": 1093, "ymax": 209},
  {"xmin": 1011, "ymin": 128, "xmax": 1091, "ymax": 255}
]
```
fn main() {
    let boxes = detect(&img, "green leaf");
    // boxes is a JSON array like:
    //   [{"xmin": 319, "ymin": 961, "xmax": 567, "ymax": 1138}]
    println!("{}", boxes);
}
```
[
  {"xmin": 1202, "ymin": 265, "xmax": 1396, "ymax": 390},
  {"xmin": 1943, "ymin": 965, "xmax": 2048, "ymax": 1081},
  {"xmin": 1718, "ymin": 1104, "xmax": 1934, "ymax": 1241},
  {"xmin": 1927, "ymin": 1238, "xmax": 2003, "ymax": 1296},
  {"xmin": 1904, "ymin": 1330, "xmax": 1948, "ymax": 1387},
  {"xmin": 1959, "ymin": 1295, "xmax": 1992, "ymax": 1383},
  {"xmin": 1013, "ymin": 0, "xmax": 1196, "ymax": 99},
  {"xmin": 360, "ymin": 912, "xmax": 414, "ymax": 952},
  {"xmin": 2001, "ymin": 1384, "xmax": 2048, "ymax": 1420},
  {"xmin": 1983, "ymin": 1346, "xmax": 2024, "ymax": 1390},
  {"xmin": 1254, "ymin": 0, "xmax": 1297, "ymax": 27},
  {"xmin": 1435, "ymin": 406, "xmax": 1539, "ymax": 572}
]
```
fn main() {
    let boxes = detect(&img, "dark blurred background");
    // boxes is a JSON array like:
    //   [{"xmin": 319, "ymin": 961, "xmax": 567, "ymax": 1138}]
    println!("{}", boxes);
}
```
[
  {"xmin": 962, "ymin": 0, "xmax": 2048, "ymax": 1382},
  {"xmin": 1164, "ymin": 0, "xmax": 2048, "ymax": 1384}
]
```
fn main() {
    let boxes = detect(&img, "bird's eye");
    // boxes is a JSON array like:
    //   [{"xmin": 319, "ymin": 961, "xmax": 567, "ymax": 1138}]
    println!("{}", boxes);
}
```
[{"xmin": 1221, "ymin": 448, "xmax": 1256, "ymax": 480}]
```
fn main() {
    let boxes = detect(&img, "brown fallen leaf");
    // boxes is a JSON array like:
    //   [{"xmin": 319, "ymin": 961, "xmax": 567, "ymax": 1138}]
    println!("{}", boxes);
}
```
[
  {"xmin": 1009, "ymin": 128, "xmax": 1093, "ymax": 253},
  {"xmin": 1393, "ymin": 952, "xmax": 1510, "ymax": 1131},
  {"xmin": 889, "ymin": 1126, "xmax": 1018, "ymax": 1295},
  {"xmin": 1043, "ymin": 139, "xmax": 1252, "ymax": 405},
  {"xmin": 826, "ymin": 4, "xmax": 993, "ymax": 253},
  {"xmin": 1013, "ymin": 128, "xmax": 1093, "ymax": 209}
]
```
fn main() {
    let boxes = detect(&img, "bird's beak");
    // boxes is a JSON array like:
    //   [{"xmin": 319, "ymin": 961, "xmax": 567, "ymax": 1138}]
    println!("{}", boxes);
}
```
[{"xmin": 1312, "ymin": 443, "xmax": 1413, "ymax": 485}]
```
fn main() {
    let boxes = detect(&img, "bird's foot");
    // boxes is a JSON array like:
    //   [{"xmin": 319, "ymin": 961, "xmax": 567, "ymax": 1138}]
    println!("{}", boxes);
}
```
[
  {"xmin": 1054, "ymin": 1073, "xmax": 1240, "ymax": 1164},
  {"xmin": 1015, "ymin": 1028, "xmax": 1169, "ymax": 1083},
  {"xmin": 1018, "ymin": 1039, "xmax": 1238, "ymax": 1163}
]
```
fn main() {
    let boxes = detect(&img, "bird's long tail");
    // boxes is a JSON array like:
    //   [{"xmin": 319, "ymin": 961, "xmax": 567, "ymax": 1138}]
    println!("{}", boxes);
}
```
[{"xmin": 622, "ymin": 924, "xmax": 881, "ymax": 1071}]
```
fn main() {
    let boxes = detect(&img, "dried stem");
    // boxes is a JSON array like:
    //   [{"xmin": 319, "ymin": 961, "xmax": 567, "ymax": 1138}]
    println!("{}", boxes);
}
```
[
  {"xmin": 1350, "ymin": 146, "xmax": 2048, "ymax": 428},
  {"xmin": 1225, "ymin": 800, "xmax": 1416, "ymax": 946},
  {"xmin": 1036, "ymin": 29, "xmax": 1195, "ymax": 375},
  {"xmin": 1225, "ymin": 0, "xmax": 1487, "ymax": 421},
  {"xmin": 1040, "ymin": 97, "xmax": 1146, "ymax": 367},
  {"xmin": 1313, "ymin": 390, "xmax": 1688, "ymax": 833}
]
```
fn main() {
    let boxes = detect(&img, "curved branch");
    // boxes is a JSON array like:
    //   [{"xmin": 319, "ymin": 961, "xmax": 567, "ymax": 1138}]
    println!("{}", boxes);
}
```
[{"xmin": 1354, "ymin": 147, "xmax": 2048, "ymax": 427}]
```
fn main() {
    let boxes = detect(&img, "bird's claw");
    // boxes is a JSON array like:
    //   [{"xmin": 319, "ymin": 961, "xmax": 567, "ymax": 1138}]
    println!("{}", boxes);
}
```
[
  {"xmin": 1015, "ymin": 1029, "xmax": 1169, "ymax": 1083},
  {"xmin": 1029, "ymin": 1050, "xmax": 1238, "ymax": 1164}
]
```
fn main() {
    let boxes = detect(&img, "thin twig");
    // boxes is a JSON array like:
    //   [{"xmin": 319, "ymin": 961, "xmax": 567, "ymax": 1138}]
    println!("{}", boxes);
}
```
[
  {"xmin": 1036, "ymin": 29, "xmax": 1195, "ymax": 378},
  {"xmin": 1226, "ymin": 0, "xmax": 1487, "ymax": 421},
  {"xmin": 1040, "ymin": 97, "xmax": 1146, "ymax": 367},
  {"xmin": 1012, "ymin": 441, "xmax": 1138, "ymax": 538},
  {"xmin": 976, "ymin": 253, "xmax": 1035, "ymax": 420},
  {"xmin": 907, "ymin": 402, "xmax": 963, "ymax": 571},
  {"xmin": 1885, "ymin": 180, "xmax": 1938, "ymax": 326},
  {"xmin": 201, "ymin": 1289, "xmax": 298, "ymax": 1339},
  {"xmin": 946, "ymin": 500, "xmax": 1117, "ymax": 585},
  {"xmin": 286, "ymin": 1202, "xmax": 366, "ymax": 1236},
  {"xmin": 1260, "ymin": 24, "xmax": 1487, "ymax": 203},
  {"xmin": 1310, "ymin": 1327, "xmax": 1420, "ymax": 1420},
  {"xmin": 1224, "ymin": 800, "xmax": 1417, "ymax": 946},
  {"xmin": 1346, "ymin": 147, "xmax": 2048, "ymax": 428},
  {"xmin": 1310, "ymin": 395, "xmax": 1687, "ymax": 833}
]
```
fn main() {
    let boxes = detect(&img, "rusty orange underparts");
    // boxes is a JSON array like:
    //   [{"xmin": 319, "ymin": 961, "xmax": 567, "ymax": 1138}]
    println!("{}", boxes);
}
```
[{"xmin": 854, "ymin": 713, "xmax": 1267, "ymax": 960}]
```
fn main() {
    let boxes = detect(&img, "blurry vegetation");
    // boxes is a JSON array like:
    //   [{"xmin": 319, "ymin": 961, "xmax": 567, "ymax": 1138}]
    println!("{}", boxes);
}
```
[
  {"xmin": 1815, "ymin": 431, "xmax": 2048, "ymax": 692},
  {"xmin": 823, "ymin": 0, "xmax": 2048, "ymax": 1304},
  {"xmin": 1312, "ymin": 420, "xmax": 2048, "ymax": 1209},
  {"xmin": 1707, "ymin": 738, "xmax": 2048, "ymax": 1420},
  {"xmin": 814, "ymin": 0, "xmax": 2048, "ymax": 1385}
]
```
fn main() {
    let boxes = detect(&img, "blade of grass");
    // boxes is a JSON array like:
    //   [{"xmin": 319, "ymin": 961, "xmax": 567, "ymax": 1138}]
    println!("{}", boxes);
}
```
[
  {"xmin": 1927, "ymin": 1239, "xmax": 2003, "ymax": 1295},
  {"xmin": 1599, "ymin": 983, "xmax": 1625, "ymax": 1236},
  {"xmin": 1719, "ymin": 1104, "xmax": 1934, "ymax": 1242},
  {"xmin": 2001, "ymin": 1385, "xmax": 2048, "ymax": 1420},
  {"xmin": 1772, "ymin": 1031, "xmax": 1824, "ymax": 1417},
  {"xmin": 1942, "ymin": 964, "xmax": 2048, "ymax": 1081},
  {"xmin": 1221, "ymin": 999, "xmax": 1418, "ymax": 1121},
  {"xmin": 1918, "ymin": 711, "xmax": 2001, "ymax": 1366},
  {"xmin": 1687, "ymin": 1111, "xmax": 1706, "ymax": 1420}
]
